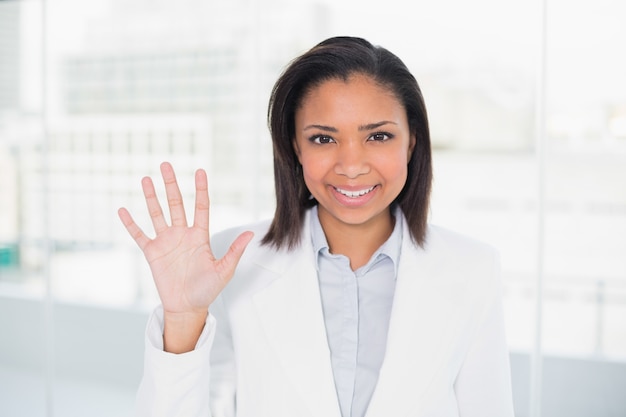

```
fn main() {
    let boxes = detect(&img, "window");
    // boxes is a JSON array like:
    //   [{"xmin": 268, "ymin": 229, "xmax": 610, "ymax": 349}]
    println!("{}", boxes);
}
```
[{"xmin": 1, "ymin": 0, "xmax": 624, "ymax": 416}]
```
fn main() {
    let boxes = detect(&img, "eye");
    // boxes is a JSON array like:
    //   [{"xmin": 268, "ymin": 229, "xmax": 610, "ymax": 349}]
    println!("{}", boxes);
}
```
[
  {"xmin": 368, "ymin": 132, "xmax": 394, "ymax": 142},
  {"xmin": 309, "ymin": 135, "xmax": 336, "ymax": 144}
]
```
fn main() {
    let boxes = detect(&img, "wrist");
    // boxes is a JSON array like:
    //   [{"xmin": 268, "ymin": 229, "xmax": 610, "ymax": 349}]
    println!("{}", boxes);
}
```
[{"xmin": 162, "ymin": 309, "xmax": 208, "ymax": 354}]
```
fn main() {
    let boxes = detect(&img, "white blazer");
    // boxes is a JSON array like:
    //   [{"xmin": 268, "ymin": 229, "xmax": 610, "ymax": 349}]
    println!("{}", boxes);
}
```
[{"xmin": 135, "ymin": 211, "xmax": 515, "ymax": 417}]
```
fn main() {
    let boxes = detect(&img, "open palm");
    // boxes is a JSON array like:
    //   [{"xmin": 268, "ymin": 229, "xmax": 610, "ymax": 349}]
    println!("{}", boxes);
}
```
[{"xmin": 118, "ymin": 162, "xmax": 253, "ymax": 317}]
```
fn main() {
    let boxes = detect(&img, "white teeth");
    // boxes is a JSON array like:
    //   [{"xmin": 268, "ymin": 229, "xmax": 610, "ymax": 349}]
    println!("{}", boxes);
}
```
[{"xmin": 335, "ymin": 186, "xmax": 375, "ymax": 198}]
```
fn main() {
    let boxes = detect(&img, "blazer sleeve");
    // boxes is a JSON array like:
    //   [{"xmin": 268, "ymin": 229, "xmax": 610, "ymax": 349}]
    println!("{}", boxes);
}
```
[
  {"xmin": 453, "ymin": 253, "xmax": 515, "ymax": 417},
  {"xmin": 134, "ymin": 302, "xmax": 237, "ymax": 417},
  {"xmin": 133, "ymin": 226, "xmax": 255, "ymax": 417}
]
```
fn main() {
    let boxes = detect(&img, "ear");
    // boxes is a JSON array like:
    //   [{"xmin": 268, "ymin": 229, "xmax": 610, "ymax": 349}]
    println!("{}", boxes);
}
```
[{"xmin": 407, "ymin": 133, "xmax": 416, "ymax": 160}]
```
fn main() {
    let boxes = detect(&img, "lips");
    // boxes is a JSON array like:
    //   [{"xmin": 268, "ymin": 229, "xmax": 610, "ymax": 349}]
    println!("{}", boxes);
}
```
[{"xmin": 333, "ymin": 186, "xmax": 376, "ymax": 198}]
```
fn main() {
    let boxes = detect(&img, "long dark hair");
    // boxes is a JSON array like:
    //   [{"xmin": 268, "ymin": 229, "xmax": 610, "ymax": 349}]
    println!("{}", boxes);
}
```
[{"xmin": 261, "ymin": 36, "xmax": 432, "ymax": 250}]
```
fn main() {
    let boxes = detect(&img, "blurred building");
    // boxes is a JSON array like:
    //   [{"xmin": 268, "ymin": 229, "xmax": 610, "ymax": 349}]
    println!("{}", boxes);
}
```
[
  {"xmin": 0, "ymin": 0, "xmax": 19, "ymax": 112},
  {"xmin": 1, "ymin": 2, "xmax": 626, "ymax": 417},
  {"xmin": 10, "ymin": 0, "xmax": 329, "ymax": 263},
  {"xmin": 0, "ymin": 0, "xmax": 20, "ymax": 270}
]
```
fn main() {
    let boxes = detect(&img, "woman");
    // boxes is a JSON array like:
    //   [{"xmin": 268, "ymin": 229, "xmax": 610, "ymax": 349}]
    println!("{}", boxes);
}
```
[{"xmin": 119, "ymin": 36, "xmax": 514, "ymax": 417}]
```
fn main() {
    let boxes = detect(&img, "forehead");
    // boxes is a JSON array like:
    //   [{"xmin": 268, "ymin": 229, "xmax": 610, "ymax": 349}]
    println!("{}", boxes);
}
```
[
  {"xmin": 301, "ymin": 74, "xmax": 398, "ymax": 104},
  {"xmin": 296, "ymin": 74, "xmax": 405, "ymax": 123}
]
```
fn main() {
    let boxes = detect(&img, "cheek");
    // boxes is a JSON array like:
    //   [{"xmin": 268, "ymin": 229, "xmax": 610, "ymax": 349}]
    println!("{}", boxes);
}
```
[
  {"xmin": 380, "ymin": 150, "xmax": 410, "ymax": 178},
  {"xmin": 300, "ymin": 164, "xmax": 327, "ymax": 198},
  {"xmin": 299, "ymin": 159, "xmax": 322, "ymax": 195},
  {"xmin": 391, "ymin": 166, "xmax": 409, "ymax": 190},
  {"xmin": 300, "ymin": 152, "xmax": 331, "ymax": 180}
]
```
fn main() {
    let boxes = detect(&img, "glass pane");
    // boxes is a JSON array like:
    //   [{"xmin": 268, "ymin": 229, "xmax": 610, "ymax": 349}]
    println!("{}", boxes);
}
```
[
  {"xmin": 4, "ymin": 0, "xmax": 625, "ymax": 416},
  {"xmin": 5, "ymin": 0, "xmax": 334, "ymax": 415},
  {"xmin": 543, "ymin": 0, "xmax": 626, "ymax": 358},
  {"xmin": 0, "ymin": 1, "xmax": 47, "ymax": 416},
  {"xmin": 539, "ymin": 1, "xmax": 626, "ymax": 414}
]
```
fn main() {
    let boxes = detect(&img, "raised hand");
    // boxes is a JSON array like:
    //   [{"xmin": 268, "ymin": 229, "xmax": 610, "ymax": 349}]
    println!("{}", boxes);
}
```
[{"xmin": 118, "ymin": 162, "xmax": 253, "ymax": 352}]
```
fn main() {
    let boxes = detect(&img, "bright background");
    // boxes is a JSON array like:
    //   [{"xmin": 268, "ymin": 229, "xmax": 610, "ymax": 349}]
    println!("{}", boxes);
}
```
[{"xmin": 1, "ymin": 0, "xmax": 625, "ymax": 416}]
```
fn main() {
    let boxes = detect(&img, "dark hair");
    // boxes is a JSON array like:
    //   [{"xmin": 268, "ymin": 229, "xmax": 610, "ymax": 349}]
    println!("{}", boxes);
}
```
[{"xmin": 261, "ymin": 36, "xmax": 432, "ymax": 250}]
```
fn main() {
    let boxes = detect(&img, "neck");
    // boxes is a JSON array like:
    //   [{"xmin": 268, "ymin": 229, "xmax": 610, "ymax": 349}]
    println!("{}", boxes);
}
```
[{"xmin": 317, "ymin": 207, "xmax": 394, "ymax": 271}]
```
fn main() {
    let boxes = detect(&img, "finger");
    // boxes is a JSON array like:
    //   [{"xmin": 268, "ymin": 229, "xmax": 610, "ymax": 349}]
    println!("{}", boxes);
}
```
[
  {"xmin": 215, "ymin": 231, "xmax": 254, "ymax": 279},
  {"xmin": 192, "ymin": 169, "xmax": 210, "ymax": 232},
  {"xmin": 141, "ymin": 176, "xmax": 168, "ymax": 233},
  {"xmin": 118, "ymin": 207, "xmax": 151, "ymax": 250},
  {"xmin": 160, "ymin": 161, "xmax": 188, "ymax": 227}
]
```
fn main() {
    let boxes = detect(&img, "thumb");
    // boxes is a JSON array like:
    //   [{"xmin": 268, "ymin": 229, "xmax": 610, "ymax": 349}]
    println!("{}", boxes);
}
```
[{"xmin": 216, "ymin": 231, "xmax": 254, "ymax": 278}]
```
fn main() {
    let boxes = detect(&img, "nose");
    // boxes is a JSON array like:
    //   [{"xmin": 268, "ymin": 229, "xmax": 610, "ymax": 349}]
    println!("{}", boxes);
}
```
[{"xmin": 334, "ymin": 142, "xmax": 370, "ymax": 178}]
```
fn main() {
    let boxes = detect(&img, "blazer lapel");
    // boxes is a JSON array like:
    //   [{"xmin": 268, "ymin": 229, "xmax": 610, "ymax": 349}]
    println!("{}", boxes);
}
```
[
  {"xmin": 252, "ymin": 222, "xmax": 342, "ymax": 417},
  {"xmin": 365, "ymin": 226, "xmax": 465, "ymax": 417}
]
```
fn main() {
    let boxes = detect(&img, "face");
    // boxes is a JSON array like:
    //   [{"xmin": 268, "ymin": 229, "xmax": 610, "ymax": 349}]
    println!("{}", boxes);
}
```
[{"xmin": 293, "ymin": 73, "xmax": 415, "ymax": 235}]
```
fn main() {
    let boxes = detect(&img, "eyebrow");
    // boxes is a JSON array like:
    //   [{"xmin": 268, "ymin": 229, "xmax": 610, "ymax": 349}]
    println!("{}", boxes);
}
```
[
  {"xmin": 303, "ymin": 120, "xmax": 397, "ymax": 132},
  {"xmin": 358, "ymin": 120, "xmax": 397, "ymax": 131},
  {"xmin": 303, "ymin": 124, "xmax": 338, "ymax": 132}
]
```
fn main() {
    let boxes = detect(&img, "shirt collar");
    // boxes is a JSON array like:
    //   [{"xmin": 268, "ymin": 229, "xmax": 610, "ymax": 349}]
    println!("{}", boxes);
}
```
[{"xmin": 309, "ymin": 205, "xmax": 403, "ymax": 277}]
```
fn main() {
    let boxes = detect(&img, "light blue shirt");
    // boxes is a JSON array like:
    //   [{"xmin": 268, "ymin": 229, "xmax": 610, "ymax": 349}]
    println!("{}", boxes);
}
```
[{"xmin": 310, "ymin": 206, "xmax": 402, "ymax": 417}]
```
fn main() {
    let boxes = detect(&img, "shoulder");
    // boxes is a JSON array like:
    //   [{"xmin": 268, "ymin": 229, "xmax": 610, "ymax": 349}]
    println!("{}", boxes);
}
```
[
  {"xmin": 209, "ymin": 218, "xmax": 313, "ymax": 301},
  {"xmin": 210, "ymin": 208, "xmax": 318, "ymax": 261},
  {"xmin": 415, "ymin": 224, "xmax": 503, "ymax": 318},
  {"xmin": 210, "ymin": 218, "xmax": 273, "ymax": 259},
  {"xmin": 425, "ymin": 224, "xmax": 498, "ymax": 260},
  {"xmin": 415, "ymin": 223, "xmax": 501, "ymax": 288}
]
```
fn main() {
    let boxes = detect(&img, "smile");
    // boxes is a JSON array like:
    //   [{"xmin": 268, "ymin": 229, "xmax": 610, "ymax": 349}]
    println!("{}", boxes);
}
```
[{"xmin": 333, "ymin": 186, "xmax": 376, "ymax": 198}]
